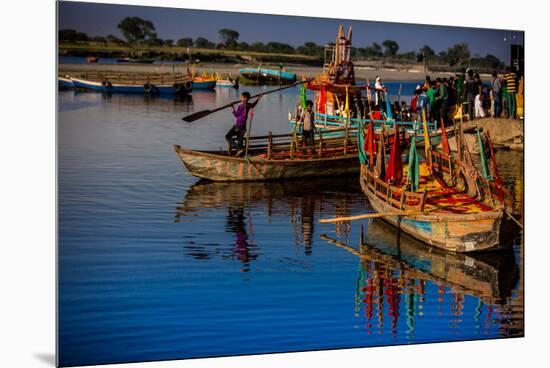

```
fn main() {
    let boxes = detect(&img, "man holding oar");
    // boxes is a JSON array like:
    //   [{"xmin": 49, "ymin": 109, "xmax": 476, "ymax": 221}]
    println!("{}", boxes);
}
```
[{"xmin": 225, "ymin": 92, "xmax": 262, "ymax": 157}]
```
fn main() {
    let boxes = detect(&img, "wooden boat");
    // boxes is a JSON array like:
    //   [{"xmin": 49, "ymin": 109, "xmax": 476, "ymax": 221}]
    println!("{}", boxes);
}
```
[
  {"xmin": 356, "ymin": 121, "xmax": 515, "ymax": 253},
  {"xmin": 116, "ymin": 57, "xmax": 154, "ymax": 64},
  {"xmin": 321, "ymin": 218, "xmax": 518, "ymax": 304},
  {"xmin": 192, "ymin": 76, "xmax": 217, "ymax": 90},
  {"xmin": 67, "ymin": 72, "xmax": 193, "ymax": 95},
  {"xmin": 174, "ymin": 128, "xmax": 359, "ymax": 181},
  {"xmin": 239, "ymin": 67, "xmax": 297, "ymax": 84},
  {"xmin": 215, "ymin": 73, "xmax": 239, "ymax": 88}
]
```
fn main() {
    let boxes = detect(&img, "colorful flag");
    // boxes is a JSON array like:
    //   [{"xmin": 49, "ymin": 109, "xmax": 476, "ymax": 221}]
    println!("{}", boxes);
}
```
[
  {"xmin": 344, "ymin": 86, "xmax": 350, "ymax": 116},
  {"xmin": 385, "ymin": 91, "xmax": 393, "ymax": 121},
  {"xmin": 375, "ymin": 127, "xmax": 386, "ymax": 179},
  {"xmin": 440, "ymin": 118, "xmax": 450, "ymax": 155},
  {"xmin": 366, "ymin": 118, "xmax": 376, "ymax": 167},
  {"xmin": 407, "ymin": 131, "xmax": 420, "ymax": 191},
  {"xmin": 319, "ymin": 86, "xmax": 327, "ymax": 114},
  {"xmin": 358, "ymin": 120, "xmax": 367, "ymax": 165},
  {"xmin": 385, "ymin": 124, "xmax": 402, "ymax": 183},
  {"xmin": 477, "ymin": 128, "xmax": 491, "ymax": 180},
  {"xmin": 301, "ymin": 83, "xmax": 307, "ymax": 110}
]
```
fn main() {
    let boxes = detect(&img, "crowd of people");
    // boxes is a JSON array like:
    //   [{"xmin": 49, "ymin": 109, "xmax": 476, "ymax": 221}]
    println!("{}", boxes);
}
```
[{"xmin": 374, "ymin": 68, "xmax": 523, "ymax": 125}]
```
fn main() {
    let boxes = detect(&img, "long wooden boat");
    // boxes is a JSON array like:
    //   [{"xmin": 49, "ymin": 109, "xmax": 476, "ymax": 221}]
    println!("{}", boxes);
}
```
[
  {"xmin": 68, "ymin": 72, "xmax": 193, "ymax": 95},
  {"xmin": 321, "ymin": 218, "xmax": 518, "ymax": 304},
  {"xmin": 174, "ymin": 128, "xmax": 359, "ymax": 181},
  {"xmin": 239, "ymin": 68, "xmax": 297, "ymax": 84}
]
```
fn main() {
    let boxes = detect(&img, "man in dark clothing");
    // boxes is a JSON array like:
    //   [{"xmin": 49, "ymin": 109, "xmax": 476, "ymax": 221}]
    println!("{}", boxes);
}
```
[
  {"xmin": 299, "ymin": 100, "xmax": 316, "ymax": 154},
  {"xmin": 463, "ymin": 69, "xmax": 477, "ymax": 120},
  {"xmin": 225, "ymin": 91, "xmax": 261, "ymax": 156},
  {"xmin": 491, "ymin": 71, "xmax": 502, "ymax": 117},
  {"xmin": 435, "ymin": 78, "xmax": 449, "ymax": 126}
]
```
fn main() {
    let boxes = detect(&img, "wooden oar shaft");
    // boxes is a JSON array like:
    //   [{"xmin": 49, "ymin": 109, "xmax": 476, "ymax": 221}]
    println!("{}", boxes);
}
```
[
  {"xmin": 319, "ymin": 211, "xmax": 420, "ymax": 223},
  {"xmin": 505, "ymin": 210, "xmax": 524, "ymax": 229}
]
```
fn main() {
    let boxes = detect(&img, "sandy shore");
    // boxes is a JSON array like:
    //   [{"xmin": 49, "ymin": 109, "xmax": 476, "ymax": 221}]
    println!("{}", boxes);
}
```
[{"xmin": 59, "ymin": 62, "xmax": 466, "ymax": 82}]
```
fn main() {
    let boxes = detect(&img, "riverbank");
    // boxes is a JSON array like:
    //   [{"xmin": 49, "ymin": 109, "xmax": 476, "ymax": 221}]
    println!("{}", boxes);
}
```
[{"xmin": 58, "ymin": 62, "xmax": 466, "ymax": 82}]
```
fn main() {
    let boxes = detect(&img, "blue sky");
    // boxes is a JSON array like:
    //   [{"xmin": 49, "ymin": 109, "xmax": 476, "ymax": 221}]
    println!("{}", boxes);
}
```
[{"xmin": 58, "ymin": 1, "xmax": 524, "ymax": 62}]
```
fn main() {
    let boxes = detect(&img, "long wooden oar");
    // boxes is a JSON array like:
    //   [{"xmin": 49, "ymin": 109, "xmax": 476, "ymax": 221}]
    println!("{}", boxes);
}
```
[
  {"xmin": 182, "ymin": 79, "xmax": 312, "ymax": 122},
  {"xmin": 319, "ymin": 210, "xmax": 423, "ymax": 223}
]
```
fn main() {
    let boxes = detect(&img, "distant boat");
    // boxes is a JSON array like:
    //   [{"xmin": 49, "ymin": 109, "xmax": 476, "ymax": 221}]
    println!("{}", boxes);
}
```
[
  {"xmin": 215, "ymin": 73, "xmax": 239, "ymax": 88},
  {"xmin": 58, "ymin": 76, "xmax": 75, "ymax": 89},
  {"xmin": 87, "ymin": 56, "xmax": 99, "ymax": 63},
  {"xmin": 192, "ymin": 74, "xmax": 217, "ymax": 90},
  {"xmin": 239, "ymin": 67, "xmax": 297, "ymax": 84},
  {"xmin": 69, "ymin": 73, "xmax": 193, "ymax": 95},
  {"xmin": 116, "ymin": 57, "xmax": 155, "ymax": 64}
]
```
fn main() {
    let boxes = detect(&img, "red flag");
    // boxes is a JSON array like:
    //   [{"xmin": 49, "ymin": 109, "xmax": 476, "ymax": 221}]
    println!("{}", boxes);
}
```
[
  {"xmin": 319, "ymin": 86, "xmax": 327, "ymax": 114},
  {"xmin": 364, "ymin": 118, "xmax": 376, "ymax": 167},
  {"xmin": 385, "ymin": 124, "xmax": 402, "ymax": 184},
  {"xmin": 440, "ymin": 118, "xmax": 450, "ymax": 155}
]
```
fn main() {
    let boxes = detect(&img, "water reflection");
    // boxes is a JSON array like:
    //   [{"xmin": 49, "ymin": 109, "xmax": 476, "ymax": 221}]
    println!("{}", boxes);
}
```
[
  {"xmin": 322, "ymin": 218, "xmax": 521, "ymax": 338},
  {"xmin": 174, "ymin": 177, "xmax": 369, "ymax": 265}
]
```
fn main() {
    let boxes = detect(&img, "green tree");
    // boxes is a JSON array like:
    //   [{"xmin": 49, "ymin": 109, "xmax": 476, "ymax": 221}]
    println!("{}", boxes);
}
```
[
  {"xmin": 364, "ymin": 43, "xmax": 383, "ymax": 58},
  {"xmin": 59, "ymin": 29, "xmax": 88, "ymax": 42},
  {"xmin": 194, "ymin": 37, "xmax": 215, "ymax": 49},
  {"xmin": 250, "ymin": 42, "xmax": 266, "ymax": 52},
  {"xmin": 117, "ymin": 17, "xmax": 157, "ymax": 45},
  {"xmin": 218, "ymin": 29, "xmax": 239, "ymax": 48},
  {"xmin": 419, "ymin": 45, "xmax": 435, "ymax": 57},
  {"xmin": 382, "ymin": 40, "xmax": 399, "ymax": 57},
  {"xmin": 444, "ymin": 43, "xmax": 470, "ymax": 66},
  {"xmin": 90, "ymin": 36, "xmax": 107, "ymax": 44},
  {"xmin": 163, "ymin": 39, "xmax": 174, "ymax": 47},
  {"xmin": 177, "ymin": 38, "xmax": 193, "ymax": 47}
]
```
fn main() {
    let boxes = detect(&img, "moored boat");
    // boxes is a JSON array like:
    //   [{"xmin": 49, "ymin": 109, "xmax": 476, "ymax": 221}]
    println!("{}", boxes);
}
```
[
  {"xmin": 239, "ymin": 67, "xmax": 297, "ymax": 84},
  {"xmin": 68, "ymin": 72, "xmax": 193, "ymax": 95},
  {"xmin": 58, "ymin": 76, "xmax": 75, "ymax": 89},
  {"xmin": 352, "ymin": 119, "xmax": 516, "ymax": 253},
  {"xmin": 116, "ymin": 57, "xmax": 155, "ymax": 64},
  {"xmin": 174, "ymin": 128, "xmax": 359, "ymax": 181},
  {"xmin": 215, "ymin": 74, "xmax": 239, "ymax": 88}
]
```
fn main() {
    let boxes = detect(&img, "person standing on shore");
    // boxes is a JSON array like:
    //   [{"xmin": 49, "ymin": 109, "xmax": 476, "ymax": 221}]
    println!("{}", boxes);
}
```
[
  {"xmin": 463, "ymin": 69, "xmax": 477, "ymax": 120},
  {"xmin": 426, "ymin": 81, "xmax": 437, "ymax": 122},
  {"xmin": 435, "ymin": 78, "xmax": 449, "ymax": 126},
  {"xmin": 503, "ymin": 67, "xmax": 517, "ymax": 119},
  {"xmin": 225, "ymin": 91, "xmax": 262, "ymax": 156},
  {"xmin": 491, "ymin": 71, "xmax": 502, "ymax": 117}
]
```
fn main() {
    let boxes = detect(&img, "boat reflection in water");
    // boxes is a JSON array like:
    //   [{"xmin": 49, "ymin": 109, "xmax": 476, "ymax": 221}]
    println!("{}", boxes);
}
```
[
  {"xmin": 321, "ymin": 218, "xmax": 521, "ymax": 337},
  {"xmin": 174, "ymin": 177, "xmax": 368, "ymax": 269}
]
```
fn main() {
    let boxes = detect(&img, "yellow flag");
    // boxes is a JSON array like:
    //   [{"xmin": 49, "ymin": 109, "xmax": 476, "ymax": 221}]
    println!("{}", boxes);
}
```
[{"xmin": 345, "ymin": 86, "xmax": 349, "ymax": 116}]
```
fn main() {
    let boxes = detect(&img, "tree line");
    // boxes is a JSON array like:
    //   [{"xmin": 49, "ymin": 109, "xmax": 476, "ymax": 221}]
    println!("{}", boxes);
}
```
[{"xmin": 59, "ymin": 16, "xmax": 505, "ymax": 69}]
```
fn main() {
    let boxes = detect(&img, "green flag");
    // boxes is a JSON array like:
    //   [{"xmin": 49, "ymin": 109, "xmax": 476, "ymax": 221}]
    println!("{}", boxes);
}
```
[
  {"xmin": 301, "ymin": 84, "xmax": 307, "ymax": 110},
  {"xmin": 476, "ymin": 128, "xmax": 491, "ymax": 180},
  {"xmin": 407, "ymin": 133, "xmax": 420, "ymax": 191},
  {"xmin": 358, "ymin": 120, "xmax": 367, "ymax": 165}
]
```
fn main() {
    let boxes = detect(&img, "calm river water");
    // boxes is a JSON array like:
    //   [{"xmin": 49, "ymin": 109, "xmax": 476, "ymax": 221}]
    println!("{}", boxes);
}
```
[{"xmin": 58, "ymin": 84, "xmax": 523, "ymax": 367}]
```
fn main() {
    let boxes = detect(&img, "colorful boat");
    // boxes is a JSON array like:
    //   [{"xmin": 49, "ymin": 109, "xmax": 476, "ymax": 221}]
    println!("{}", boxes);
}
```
[
  {"xmin": 68, "ymin": 73, "xmax": 193, "ymax": 95},
  {"xmin": 354, "ymin": 121, "xmax": 516, "ymax": 253},
  {"xmin": 174, "ymin": 128, "xmax": 359, "ymax": 181},
  {"xmin": 192, "ymin": 74, "xmax": 217, "ymax": 90},
  {"xmin": 239, "ymin": 67, "xmax": 297, "ymax": 84}
]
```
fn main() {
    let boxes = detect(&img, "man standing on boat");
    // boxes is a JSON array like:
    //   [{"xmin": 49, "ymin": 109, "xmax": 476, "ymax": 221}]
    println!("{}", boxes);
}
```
[
  {"xmin": 299, "ymin": 100, "xmax": 316, "ymax": 154},
  {"xmin": 226, "ymin": 92, "xmax": 262, "ymax": 156}
]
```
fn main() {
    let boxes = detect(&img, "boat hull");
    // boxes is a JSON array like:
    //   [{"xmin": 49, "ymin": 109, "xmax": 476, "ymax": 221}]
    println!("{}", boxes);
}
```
[
  {"xmin": 71, "ymin": 77, "xmax": 192, "ymax": 95},
  {"xmin": 58, "ymin": 77, "xmax": 75, "ymax": 89},
  {"xmin": 193, "ymin": 80, "xmax": 217, "ymax": 89},
  {"xmin": 174, "ymin": 145, "xmax": 359, "ymax": 181}
]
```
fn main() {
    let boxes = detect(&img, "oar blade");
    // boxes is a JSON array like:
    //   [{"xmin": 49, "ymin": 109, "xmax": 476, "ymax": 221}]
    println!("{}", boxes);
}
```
[{"xmin": 182, "ymin": 110, "xmax": 212, "ymax": 122}]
